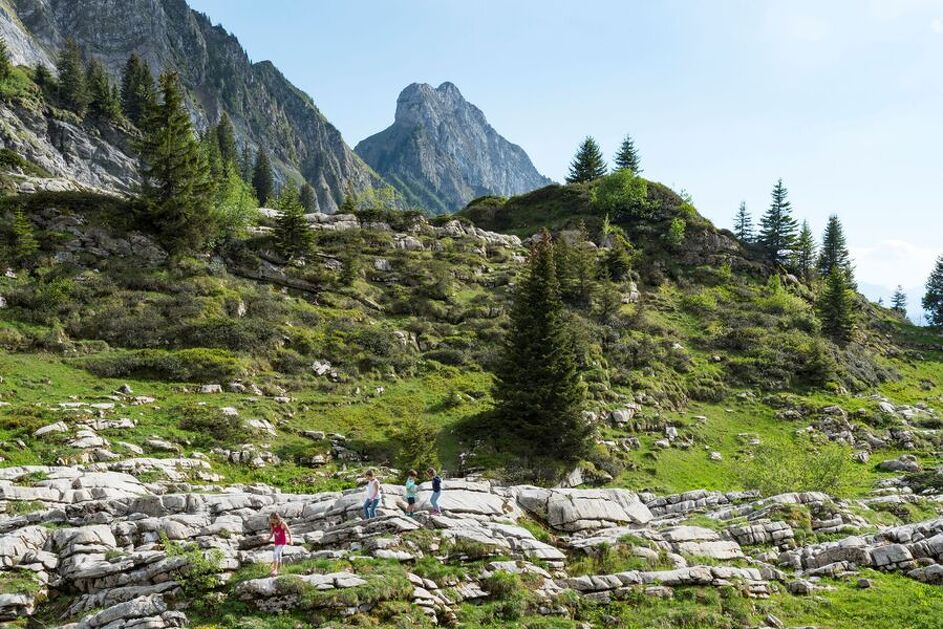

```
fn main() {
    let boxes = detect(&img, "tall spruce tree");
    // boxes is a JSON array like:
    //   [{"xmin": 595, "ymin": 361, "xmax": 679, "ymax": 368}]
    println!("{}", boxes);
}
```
[
  {"xmin": 818, "ymin": 266, "xmax": 856, "ymax": 344},
  {"xmin": 492, "ymin": 232, "xmax": 590, "ymax": 462},
  {"xmin": 733, "ymin": 201, "xmax": 754, "ymax": 242},
  {"xmin": 0, "ymin": 38, "xmax": 12, "ymax": 83},
  {"xmin": 299, "ymin": 182, "xmax": 316, "ymax": 212},
  {"xmin": 57, "ymin": 38, "xmax": 90, "ymax": 115},
  {"xmin": 891, "ymin": 285, "xmax": 907, "ymax": 314},
  {"xmin": 215, "ymin": 112, "xmax": 237, "ymax": 172},
  {"xmin": 86, "ymin": 58, "xmax": 121, "ymax": 121},
  {"xmin": 137, "ymin": 72, "xmax": 214, "ymax": 254},
  {"xmin": 566, "ymin": 137, "xmax": 607, "ymax": 184},
  {"xmin": 613, "ymin": 134, "xmax": 641, "ymax": 173},
  {"xmin": 252, "ymin": 148, "xmax": 274, "ymax": 205},
  {"xmin": 792, "ymin": 220, "xmax": 817, "ymax": 282},
  {"xmin": 10, "ymin": 207, "xmax": 38, "ymax": 267},
  {"xmin": 923, "ymin": 256, "xmax": 943, "ymax": 327},
  {"xmin": 817, "ymin": 214, "xmax": 853, "ymax": 282},
  {"xmin": 274, "ymin": 185, "xmax": 313, "ymax": 261},
  {"xmin": 120, "ymin": 53, "xmax": 155, "ymax": 127},
  {"xmin": 758, "ymin": 178, "xmax": 799, "ymax": 265}
]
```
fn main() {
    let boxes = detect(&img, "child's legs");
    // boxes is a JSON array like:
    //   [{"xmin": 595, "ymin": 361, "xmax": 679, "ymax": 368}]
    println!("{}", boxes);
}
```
[
  {"xmin": 363, "ymin": 499, "xmax": 371, "ymax": 519},
  {"xmin": 430, "ymin": 491, "xmax": 440, "ymax": 511}
]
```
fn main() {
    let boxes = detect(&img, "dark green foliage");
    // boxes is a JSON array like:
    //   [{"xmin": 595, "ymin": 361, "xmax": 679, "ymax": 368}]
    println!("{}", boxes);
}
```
[
  {"xmin": 274, "ymin": 185, "xmax": 313, "ymax": 261},
  {"xmin": 818, "ymin": 266, "xmax": 856, "ymax": 344},
  {"xmin": 591, "ymin": 170, "xmax": 649, "ymax": 220},
  {"xmin": 33, "ymin": 63, "xmax": 55, "ymax": 96},
  {"xmin": 817, "ymin": 214, "xmax": 854, "ymax": 283},
  {"xmin": 792, "ymin": 220, "xmax": 817, "ymax": 282},
  {"xmin": 215, "ymin": 112, "xmax": 237, "ymax": 172},
  {"xmin": 666, "ymin": 217, "xmax": 686, "ymax": 248},
  {"xmin": 177, "ymin": 403, "xmax": 251, "ymax": 446},
  {"xmin": 601, "ymin": 232, "xmax": 635, "ymax": 280},
  {"xmin": 86, "ymin": 58, "xmax": 121, "ymax": 121},
  {"xmin": 614, "ymin": 134, "xmax": 641, "ymax": 173},
  {"xmin": 758, "ymin": 178, "xmax": 798, "ymax": 265},
  {"xmin": 492, "ymin": 232, "xmax": 591, "ymax": 463},
  {"xmin": 56, "ymin": 38, "xmax": 90, "ymax": 115},
  {"xmin": 10, "ymin": 207, "xmax": 38, "ymax": 267},
  {"xmin": 82, "ymin": 348, "xmax": 247, "ymax": 382},
  {"xmin": 733, "ymin": 201, "xmax": 753, "ymax": 242},
  {"xmin": 555, "ymin": 223, "xmax": 597, "ymax": 306},
  {"xmin": 299, "ymin": 182, "xmax": 316, "ymax": 212},
  {"xmin": 120, "ymin": 53, "xmax": 156, "ymax": 127},
  {"xmin": 924, "ymin": 256, "xmax": 943, "ymax": 327},
  {"xmin": 137, "ymin": 72, "xmax": 214, "ymax": 254},
  {"xmin": 891, "ymin": 285, "xmax": 907, "ymax": 315},
  {"xmin": 239, "ymin": 144, "xmax": 253, "ymax": 181},
  {"xmin": 0, "ymin": 38, "xmax": 12, "ymax": 84},
  {"xmin": 392, "ymin": 416, "xmax": 440, "ymax": 472},
  {"xmin": 252, "ymin": 148, "xmax": 274, "ymax": 206},
  {"xmin": 566, "ymin": 136, "xmax": 607, "ymax": 183}
]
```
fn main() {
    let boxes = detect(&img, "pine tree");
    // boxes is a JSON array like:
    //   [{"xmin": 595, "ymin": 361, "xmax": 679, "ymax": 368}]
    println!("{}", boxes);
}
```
[
  {"xmin": 136, "ymin": 72, "xmax": 214, "ymax": 254},
  {"xmin": 0, "ymin": 38, "xmax": 12, "ymax": 83},
  {"xmin": 215, "ymin": 112, "xmax": 237, "ymax": 172},
  {"xmin": 733, "ymin": 201, "xmax": 754, "ymax": 242},
  {"xmin": 601, "ymin": 232, "xmax": 634, "ymax": 281},
  {"xmin": 299, "ymin": 182, "xmax": 316, "ymax": 212},
  {"xmin": 252, "ymin": 148, "xmax": 274, "ymax": 206},
  {"xmin": 923, "ymin": 256, "xmax": 943, "ymax": 327},
  {"xmin": 57, "ymin": 38, "xmax": 90, "ymax": 115},
  {"xmin": 274, "ymin": 185, "xmax": 313, "ymax": 261},
  {"xmin": 120, "ymin": 53, "xmax": 155, "ymax": 127},
  {"xmin": 239, "ymin": 145, "xmax": 253, "ymax": 182},
  {"xmin": 792, "ymin": 220, "xmax": 817, "ymax": 282},
  {"xmin": 10, "ymin": 207, "xmax": 38, "ymax": 267},
  {"xmin": 86, "ymin": 58, "xmax": 121, "ymax": 121},
  {"xmin": 817, "ymin": 214, "xmax": 853, "ymax": 282},
  {"xmin": 33, "ymin": 63, "xmax": 55, "ymax": 96},
  {"xmin": 613, "ymin": 134, "xmax": 641, "ymax": 173},
  {"xmin": 566, "ymin": 136, "xmax": 607, "ymax": 184},
  {"xmin": 200, "ymin": 128, "xmax": 223, "ymax": 194},
  {"xmin": 818, "ymin": 266, "xmax": 856, "ymax": 344},
  {"xmin": 891, "ymin": 285, "xmax": 907, "ymax": 314},
  {"xmin": 758, "ymin": 178, "xmax": 799, "ymax": 265},
  {"xmin": 492, "ymin": 231, "xmax": 590, "ymax": 463}
]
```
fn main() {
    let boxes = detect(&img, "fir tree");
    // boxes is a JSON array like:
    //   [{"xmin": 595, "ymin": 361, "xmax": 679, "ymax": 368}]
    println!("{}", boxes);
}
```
[
  {"xmin": 57, "ymin": 38, "xmax": 90, "ymax": 115},
  {"xmin": 733, "ymin": 201, "xmax": 754, "ymax": 242},
  {"xmin": 86, "ymin": 58, "xmax": 121, "ymax": 121},
  {"xmin": 136, "ymin": 72, "xmax": 214, "ymax": 254},
  {"xmin": 613, "ymin": 134, "xmax": 641, "ymax": 173},
  {"xmin": 274, "ymin": 185, "xmax": 313, "ymax": 261},
  {"xmin": 818, "ymin": 266, "xmax": 856, "ymax": 344},
  {"xmin": 566, "ymin": 136, "xmax": 607, "ymax": 184},
  {"xmin": 891, "ymin": 285, "xmax": 907, "ymax": 314},
  {"xmin": 33, "ymin": 63, "xmax": 55, "ymax": 96},
  {"xmin": 492, "ymin": 231, "xmax": 590, "ymax": 463},
  {"xmin": 758, "ymin": 178, "xmax": 799, "ymax": 265},
  {"xmin": 299, "ymin": 182, "xmax": 316, "ymax": 212},
  {"xmin": 10, "ymin": 207, "xmax": 38, "ymax": 267},
  {"xmin": 792, "ymin": 220, "xmax": 817, "ymax": 282},
  {"xmin": 200, "ymin": 129, "xmax": 223, "ymax": 196},
  {"xmin": 601, "ymin": 232, "xmax": 634, "ymax": 281},
  {"xmin": 252, "ymin": 148, "xmax": 274, "ymax": 206},
  {"xmin": 0, "ymin": 38, "xmax": 12, "ymax": 83},
  {"xmin": 923, "ymin": 256, "xmax": 943, "ymax": 327},
  {"xmin": 239, "ymin": 145, "xmax": 253, "ymax": 182},
  {"xmin": 215, "ymin": 112, "xmax": 237, "ymax": 172},
  {"xmin": 120, "ymin": 53, "xmax": 155, "ymax": 127},
  {"xmin": 817, "ymin": 214, "xmax": 853, "ymax": 282}
]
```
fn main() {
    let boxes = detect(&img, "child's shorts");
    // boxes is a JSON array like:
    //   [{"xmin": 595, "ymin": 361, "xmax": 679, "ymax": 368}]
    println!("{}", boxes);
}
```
[
  {"xmin": 274, "ymin": 545, "xmax": 285, "ymax": 561},
  {"xmin": 407, "ymin": 497, "xmax": 416, "ymax": 505}
]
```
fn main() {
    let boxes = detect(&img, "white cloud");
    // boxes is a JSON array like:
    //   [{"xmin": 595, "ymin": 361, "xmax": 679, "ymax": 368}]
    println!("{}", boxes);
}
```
[{"xmin": 852, "ymin": 239, "xmax": 940, "ymax": 288}]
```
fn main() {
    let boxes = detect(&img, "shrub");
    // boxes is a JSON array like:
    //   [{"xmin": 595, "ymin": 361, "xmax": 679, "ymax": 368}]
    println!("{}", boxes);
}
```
[
  {"xmin": 666, "ymin": 217, "xmax": 686, "ymax": 247},
  {"xmin": 591, "ymin": 170, "xmax": 649, "ymax": 219},
  {"xmin": 738, "ymin": 441, "xmax": 857, "ymax": 497},
  {"xmin": 392, "ymin": 416, "xmax": 440, "ymax": 473},
  {"xmin": 82, "ymin": 348, "xmax": 247, "ymax": 382},
  {"xmin": 177, "ymin": 403, "xmax": 251, "ymax": 446},
  {"xmin": 161, "ymin": 532, "xmax": 223, "ymax": 597}
]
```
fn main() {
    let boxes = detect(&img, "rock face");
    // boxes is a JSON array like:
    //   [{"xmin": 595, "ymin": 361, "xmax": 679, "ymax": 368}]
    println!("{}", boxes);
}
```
[
  {"xmin": 0, "ymin": 0, "xmax": 382, "ymax": 211},
  {"xmin": 355, "ymin": 82, "xmax": 552, "ymax": 214}
]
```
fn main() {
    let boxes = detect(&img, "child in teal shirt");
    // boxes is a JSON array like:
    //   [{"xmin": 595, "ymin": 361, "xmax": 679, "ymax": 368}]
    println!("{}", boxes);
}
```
[{"xmin": 405, "ymin": 469, "xmax": 418, "ymax": 517}]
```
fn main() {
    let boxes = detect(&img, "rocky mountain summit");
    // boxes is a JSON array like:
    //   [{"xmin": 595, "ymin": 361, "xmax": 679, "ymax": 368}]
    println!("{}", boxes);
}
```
[
  {"xmin": 356, "ymin": 82, "xmax": 552, "ymax": 214},
  {"xmin": 0, "ymin": 0, "xmax": 381, "ymax": 210}
]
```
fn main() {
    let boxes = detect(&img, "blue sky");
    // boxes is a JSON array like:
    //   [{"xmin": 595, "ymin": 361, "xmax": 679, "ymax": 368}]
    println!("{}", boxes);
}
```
[{"xmin": 188, "ymin": 0, "xmax": 943, "ymax": 296}]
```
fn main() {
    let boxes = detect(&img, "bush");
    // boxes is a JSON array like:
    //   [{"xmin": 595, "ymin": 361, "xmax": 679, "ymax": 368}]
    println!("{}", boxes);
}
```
[
  {"xmin": 177, "ymin": 403, "xmax": 251, "ymax": 446},
  {"xmin": 82, "ymin": 348, "xmax": 248, "ymax": 382},
  {"xmin": 393, "ymin": 417, "xmax": 440, "ymax": 473},
  {"xmin": 591, "ymin": 170, "xmax": 649, "ymax": 219},
  {"xmin": 738, "ymin": 441, "xmax": 857, "ymax": 497}
]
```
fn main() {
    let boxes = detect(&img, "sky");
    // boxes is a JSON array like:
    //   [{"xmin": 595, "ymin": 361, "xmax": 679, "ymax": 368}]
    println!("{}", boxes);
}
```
[{"xmin": 187, "ymin": 0, "xmax": 943, "ymax": 301}]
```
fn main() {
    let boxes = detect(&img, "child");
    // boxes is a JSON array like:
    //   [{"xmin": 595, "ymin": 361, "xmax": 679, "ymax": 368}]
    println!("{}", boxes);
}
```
[
  {"xmin": 427, "ymin": 467, "xmax": 443, "ymax": 515},
  {"xmin": 363, "ymin": 469, "xmax": 382, "ymax": 519},
  {"xmin": 404, "ymin": 469, "xmax": 418, "ymax": 516},
  {"xmin": 268, "ymin": 513, "xmax": 291, "ymax": 576}
]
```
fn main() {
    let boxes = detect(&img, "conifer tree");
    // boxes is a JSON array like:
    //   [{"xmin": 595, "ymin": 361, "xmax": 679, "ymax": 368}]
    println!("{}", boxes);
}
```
[
  {"xmin": 299, "ymin": 182, "xmax": 316, "ymax": 212},
  {"xmin": 817, "ymin": 214, "xmax": 853, "ymax": 282},
  {"xmin": 57, "ymin": 38, "xmax": 90, "ymax": 115},
  {"xmin": 792, "ymin": 220, "xmax": 817, "ymax": 282},
  {"xmin": 733, "ymin": 201, "xmax": 754, "ymax": 242},
  {"xmin": 33, "ymin": 63, "xmax": 55, "ymax": 96},
  {"xmin": 0, "ymin": 38, "xmax": 12, "ymax": 83},
  {"xmin": 566, "ymin": 136, "xmax": 607, "ymax": 184},
  {"xmin": 758, "ymin": 178, "xmax": 799, "ymax": 265},
  {"xmin": 274, "ymin": 185, "xmax": 313, "ymax": 261},
  {"xmin": 120, "ymin": 53, "xmax": 155, "ymax": 127},
  {"xmin": 200, "ymin": 129, "xmax": 223, "ymax": 195},
  {"xmin": 923, "ymin": 256, "xmax": 943, "ymax": 327},
  {"xmin": 891, "ymin": 285, "xmax": 907, "ymax": 314},
  {"xmin": 137, "ymin": 72, "xmax": 214, "ymax": 254},
  {"xmin": 818, "ymin": 266, "xmax": 856, "ymax": 344},
  {"xmin": 215, "ymin": 112, "xmax": 237, "ymax": 172},
  {"xmin": 601, "ymin": 232, "xmax": 634, "ymax": 281},
  {"xmin": 492, "ymin": 231, "xmax": 590, "ymax": 463},
  {"xmin": 239, "ymin": 145, "xmax": 253, "ymax": 182},
  {"xmin": 613, "ymin": 134, "xmax": 641, "ymax": 173},
  {"xmin": 252, "ymin": 148, "xmax": 274, "ymax": 205},
  {"xmin": 86, "ymin": 58, "xmax": 121, "ymax": 121},
  {"xmin": 10, "ymin": 207, "xmax": 38, "ymax": 267}
]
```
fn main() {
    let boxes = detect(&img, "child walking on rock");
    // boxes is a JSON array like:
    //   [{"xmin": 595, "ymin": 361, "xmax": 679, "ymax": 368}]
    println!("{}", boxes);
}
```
[
  {"xmin": 363, "ymin": 469, "xmax": 382, "ymax": 519},
  {"xmin": 268, "ymin": 513, "xmax": 291, "ymax": 576},
  {"xmin": 427, "ymin": 467, "xmax": 443, "ymax": 515}
]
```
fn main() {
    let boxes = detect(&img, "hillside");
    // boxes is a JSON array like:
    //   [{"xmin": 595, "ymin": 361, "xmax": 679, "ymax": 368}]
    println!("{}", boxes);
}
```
[
  {"xmin": 1, "ymin": 169, "xmax": 942, "ymax": 626},
  {"xmin": 356, "ymin": 82, "xmax": 552, "ymax": 214}
]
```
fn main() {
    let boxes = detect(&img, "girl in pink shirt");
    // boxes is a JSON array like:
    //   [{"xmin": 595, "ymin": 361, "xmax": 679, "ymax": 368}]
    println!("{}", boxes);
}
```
[{"xmin": 268, "ymin": 513, "xmax": 292, "ymax": 576}]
